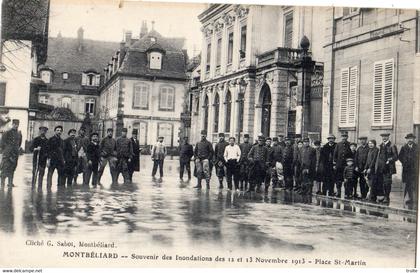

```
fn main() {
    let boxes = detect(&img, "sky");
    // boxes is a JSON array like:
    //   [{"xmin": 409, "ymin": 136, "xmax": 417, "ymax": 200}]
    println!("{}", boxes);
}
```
[{"xmin": 48, "ymin": 0, "xmax": 207, "ymax": 57}]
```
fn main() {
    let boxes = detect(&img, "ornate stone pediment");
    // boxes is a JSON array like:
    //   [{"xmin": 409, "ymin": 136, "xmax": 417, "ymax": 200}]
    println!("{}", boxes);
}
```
[
  {"xmin": 201, "ymin": 25, "xmax": 213, "ymax": 38},
  {"xmin": 213, "ymin": 20, "xmax": 224, "ymax": 32}
]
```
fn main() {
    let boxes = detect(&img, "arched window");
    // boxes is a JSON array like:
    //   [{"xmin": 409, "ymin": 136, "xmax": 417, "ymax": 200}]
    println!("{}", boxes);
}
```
[
  {"xmin": 225, "ymin": 90, "xmax": 232, "ymax": 132},
  {"xmin": 40, "ymin": 70, "xmax": 52, "ymax": 83},
  {"xmin": 213, "ymin": 93, "xmax": 220, "ymax": 133},
  {"xmin": 203, "ymin": 95, "xmax": 209, "ymax": 132},
  {"xmin": 61, "ymin": 96, "xmax": 72, "ymax": 109}
]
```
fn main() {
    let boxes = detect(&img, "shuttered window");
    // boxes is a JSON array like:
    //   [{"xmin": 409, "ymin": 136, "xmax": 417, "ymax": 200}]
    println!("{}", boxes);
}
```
[
  {"xmin": 372, "ymin": 59, "xmax": 394, "ymax": 126},
  {"xmin": 0, "ymin": 83, "xmax": 6, "ymax": 106},
  {"xmin": 339, "ymin": 66, "xmax": 358, "ymax": 127},
  {"xmin": 133, "ymin": 83, "xmax": 149, "ymax": 109}
]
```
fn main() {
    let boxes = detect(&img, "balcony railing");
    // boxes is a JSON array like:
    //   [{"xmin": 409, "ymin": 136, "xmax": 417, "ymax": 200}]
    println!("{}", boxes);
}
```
[{"xmin": 256, "ymin": 47, "xmax": 307, "ymax": 68}]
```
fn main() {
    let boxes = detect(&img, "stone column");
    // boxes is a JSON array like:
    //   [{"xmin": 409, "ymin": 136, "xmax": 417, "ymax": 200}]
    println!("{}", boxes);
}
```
[
  {"xmin": 270, "ymin": 69, "xmax": 289, "ymax": 137},
  {"xmin": 243, "ymin": 78, "xmax": 256, "ymax": 141}
]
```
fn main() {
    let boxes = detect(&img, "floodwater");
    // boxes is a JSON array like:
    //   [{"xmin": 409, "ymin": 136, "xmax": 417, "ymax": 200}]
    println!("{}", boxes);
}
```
[{"xmin": 0, "ymin": 155, "xmax": 416, "ymax": 267}]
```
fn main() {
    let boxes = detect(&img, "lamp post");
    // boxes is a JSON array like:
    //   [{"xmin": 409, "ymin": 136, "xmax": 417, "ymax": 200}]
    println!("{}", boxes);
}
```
[{"xmin": 296, "ymin": 35, "xmax": 315, "ymax": 137}]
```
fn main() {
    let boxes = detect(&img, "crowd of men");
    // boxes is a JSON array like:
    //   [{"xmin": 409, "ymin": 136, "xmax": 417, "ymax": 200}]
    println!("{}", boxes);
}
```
[
  {"xmin": 0, "ymin": 121, "xmax": 141, "ymax": 188},
  {"xmin": 0, "ymin": 119, "xmax": 418, "ymax": 206},
  {"xmin": 180, "ymin": 129, "xmax": 419, "ymax": 205}
]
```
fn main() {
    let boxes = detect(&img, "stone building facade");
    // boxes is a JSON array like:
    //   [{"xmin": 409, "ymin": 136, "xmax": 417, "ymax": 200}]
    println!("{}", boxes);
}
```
[
  {"xmin": 323, "ymin": 8, "xmax": 420, "ymax": 147},
  {"xmin": 99, "ymin": 25, "xmax": 188, "ymax": 149},
  {"xmin": 189, "ymin": 4, "xmax": 327, "ymax": 144}
]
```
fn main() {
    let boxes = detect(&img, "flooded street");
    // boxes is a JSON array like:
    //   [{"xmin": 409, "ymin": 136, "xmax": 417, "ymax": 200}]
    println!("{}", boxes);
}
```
[{"xmin": 0, "ymin": 155, "xmax": 417, "ymax": 267}]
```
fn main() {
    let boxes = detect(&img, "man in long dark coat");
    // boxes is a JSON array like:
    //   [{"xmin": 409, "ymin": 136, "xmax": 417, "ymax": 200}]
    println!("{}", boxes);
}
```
[
  {"xmin": 128, "ymin": 129, "xmax": 141, "ymax": 182},
  {"xmin": 398, "ymin": 133, "xmax": 419, "ymax": 205},
  {"xmin": 375, "ymin": 132, "xmax": 398, "ymax": 204},
  {"xmin": 46, "ymin": 125, "xmax": 65, "ymax": 187},
  {"xmin": 282, "ymin": 137, "xmax": 294, "ymax": 190},
  {"xmin": 74, "ymin": 126, "xmax": 90, "ymax": 184},
  {"xmin": 238, "ymin": 134, "xmax": 252, "ymax": 191},
  {"xmin": 30, "ymin": 126, "xmax": 49, "ymax": 187},
  {"xmin": 116, "ymin": 128, "xmax": 133, "ymax": 184},
  {"xmin": 333, "ymin": 131, "xmax": 352, "ymax": 198},
  {"xmin": 247, "ymin": 135, "xmax": 269, "ymax": 193},
  {"xmin": 0, "ymin": 119, "xmax": 22, "ymax": 187},
  {"xmin": 179, "ymin": 136, "xmax": 193, "ymax": 181},
  {"xmin": 298, "ymin": 137, "xmax": 316, "ymax": 195},
  {"xmin": 292, "ymin": 134, "xmax": 302, "ymax": 191},
  {"xmin": 320, "ymin": 134, "xmax": 337, "ymax": 196},
  {"xmin": 214, "ymin": 133, "xmax": 229, "ymax": 189},
  {"xmin": 85, "ymin": 132, "xmax": 101, "ymax": 186},
  {"xmin": 63, "ymin": 129, "xmax": 78, "ymax": 186},
  {"xmin": 355, "ymin": 136, "xmax": 369, "ymax": 199}
]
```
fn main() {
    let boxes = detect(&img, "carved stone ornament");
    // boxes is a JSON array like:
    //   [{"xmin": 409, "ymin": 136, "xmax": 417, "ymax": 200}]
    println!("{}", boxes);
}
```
[
  {"xmin": 265, "ymin": 71, "xmax": 274, "ymax": 84},
  {"xmin": 214, "ymin": 20, "xmax": 224, "ymax": 32},
  {"xmin": 202, "ymin": 25, "xmax": 213, "ymax": 38},
  {"xmin": 222, "ymin": 12, "xmax": 235, "ymax": 26},
  {"xmin": 234, "ymin": 5, "xmax": 249, "ymax": 18}
]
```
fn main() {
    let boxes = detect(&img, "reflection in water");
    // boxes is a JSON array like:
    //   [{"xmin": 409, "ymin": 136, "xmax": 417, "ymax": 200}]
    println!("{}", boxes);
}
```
[{"xmin": 0, "ymin": 188, "xmax": 14, "ymax": 232}]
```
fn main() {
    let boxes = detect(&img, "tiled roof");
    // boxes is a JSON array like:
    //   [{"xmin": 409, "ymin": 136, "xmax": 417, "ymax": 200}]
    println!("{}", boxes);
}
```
[
  {"xmin": 42, "ymin": 37, "xmax": 119, "ymax": 92},
  {"xmin": 119, "ymin": 30, "xmax": 187, "ymax": 80}
]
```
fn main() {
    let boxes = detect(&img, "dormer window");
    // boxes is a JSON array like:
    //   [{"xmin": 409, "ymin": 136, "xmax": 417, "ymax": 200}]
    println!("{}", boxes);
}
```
[
  {"xmin": 82, "ymin": 72, "xmax": 100, "ymax": 86},
  {"xmin": 146, "ymin": 43, "xmax": 165, "ymax": 70},
  {"xmin": 150, "ymin": 52, "xmax": 162, "ymax": 70},
  {"xmin": 150, "ymin": 37, "xmax": 156, "ymax": 43},
  {"xmin": 62, "ymin": 72, "xmax": 68, "ymax": 80},
  {"xmin": 40, "ymin": 70, "xmax": 52, "ymax": 83}
]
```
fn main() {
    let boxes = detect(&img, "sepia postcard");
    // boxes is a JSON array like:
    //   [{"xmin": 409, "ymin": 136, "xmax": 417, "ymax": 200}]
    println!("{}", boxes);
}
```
[{"xmin": 0, "ymin": 0, "xmax": 418, "ymax": 270}]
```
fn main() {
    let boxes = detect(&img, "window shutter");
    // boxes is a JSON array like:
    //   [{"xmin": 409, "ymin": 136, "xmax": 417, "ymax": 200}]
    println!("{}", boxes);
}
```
[
  {"xmin": 372, "ymin": 61, "xmax": 383, "ymax": 125},
  {"xmin": 339, "ymin": 68, "xmax": 349, "ymax": 126},
  {"xmin": 95, "ymin": 75, "xmax": 101, "ymax": 86},
  {"xmin": 348, "ymin": 66, "xmax": 358, "ymax": 126},
  {"xmin": 82, "ymin": 73, "xmax": 87, "ymax": 85},
  {"xmin": 383, "ymin": 59, "xmax": 394, "ymax": 125},
  {"xmin": 0, "ymin": 83, "xmax": 6, "ymax": 106},
  {"xmin": 372, "ymin": 59, "xmax": 394, "ymax": 126}
]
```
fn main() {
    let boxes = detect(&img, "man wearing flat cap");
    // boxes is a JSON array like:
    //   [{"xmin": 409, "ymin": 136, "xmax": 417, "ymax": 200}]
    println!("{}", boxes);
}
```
[
  {"xmin": 194, "ymin": 130, "xmax": 214, "ymax": 189},
  {"xmin": 238, "ymin": 133, "xmax": 252, "ymax": 191},
  {"xmin": 74, "ymin": 126, "xmax": 90, "ymax": 184},
  {"xmin": 292, "ymin": 134, "xmax": 302, "ymax": 191},
  {"xmin": 398, "ymin": 133, "xmax": 418, "ymax": 205},
  {"xmin": 63, "ymin": 128, "xmax": 78, "ymax": 186},
  {"xmin": 298, "ymin": 137, "xmax": 316, "ymax": 195},
  {"xmin": 375, "ymin": 132, "xmax": 398, "ymax": 204},
  {"xmin": 85, "ymin": 132, "xmax": 101, "ymax": 186},
  {"xmin": 151, "ymin": 136, "xmax": 167, "ymax": 179},
  {"xmin": 116, "ymin": 128, "xmax": 134, "ymax": 183},
  {"xmin": 269, "ymin": 137, "xmax": 284, "ymax": 190},
  {"xmin": 30, "ymin": 126, "xmax": 49, "ymax": 186},
  {"xmin": 214, "ymin": 132, "xmax": 229, "ymax": 189},
  {"xmin": 247, "ymin": 134, "xmax": 269, "ymax": 193},
  {"xmin": 128, "ymin": 129, "xmax": 141, "ymax": 181},
  {"xmin": 355, "ymin": 136, "xmax": 369, "ymax": 199},
  {"xmin": 98, "ymin": 128, "xmax": 118, "ymax": 184},
  {"xmin": 282, "ymin": 137, "xmax": 294, "ymax": 190},
  {"xmin": 333, "ymin": 131, "xmax": 352, "ymax": 198},
  {"xmin": 179, "ymin": 136, "xmax": 193, "ymax": 181},
  {"xmin": 0, "ymin": 119, "xmax": 22, "ymax": 187},
  {"xmin": 320, "ymin": 134, "xmax": 337, "ymax": 196},
  {"xmin": 46, "ymin": 125, "xmax": 65, "ymax": 187}
]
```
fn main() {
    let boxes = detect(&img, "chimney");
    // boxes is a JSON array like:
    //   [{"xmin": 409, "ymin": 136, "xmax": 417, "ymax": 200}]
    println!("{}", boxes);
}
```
[
  {"xmin": 77, "ymin": 27, "xmax": 84, "ymax": 51},
  {"xmin": 125, "ymin": 31, "xmax": 132, "ymax": 45},
  {"xmin": 140, "ymin": 21, "xmax": 148, "ymax": 38}
]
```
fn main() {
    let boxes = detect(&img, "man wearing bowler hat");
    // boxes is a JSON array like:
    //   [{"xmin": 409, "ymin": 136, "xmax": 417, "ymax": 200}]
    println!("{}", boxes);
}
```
[
  {"xmin": 30, "ymin": 126, "xmax": 49, "ymax": 186},
  {"xmin": 320, "ymin": 134, "xmax": 337, "ymax": 196},
  {"xmin": 63, "ymin": 128, "xmax": 78, "ymax": 186},
  {"xmin": 398, "ymin": 133, "xmax": 418, "ymax": 205},
  {"xmin": 375, "ymin": 132, "xmax": 398, "ymax": 204},
  {"xmin": 214, "ymin": 132, "xmax": 229, "ymax": 189},
  {"xmin": 333, "ymin": 131, "xmax": 352, "ymax": 198},
  {"xmin": 0, "ymin": 119, "xmax": 22, "ymax": 187},
  {"xmin": 193, "ymin": 130, "xmax": 214, "ymax": 189},
  {"xmin": 355, "ymin": 136, "xmax": 369, "ymax": 199},
  {"xmin": 128, "ymin": 129, "xmax": 141, "ymax": 181}
]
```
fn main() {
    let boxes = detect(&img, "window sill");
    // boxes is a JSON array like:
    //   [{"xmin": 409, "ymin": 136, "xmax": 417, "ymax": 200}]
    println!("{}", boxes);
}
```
[
  {"xmin": 159, "ymin": 108, "xmax": 175, "ymax": 112},
  {"xmin": 371, "ymin": 125, "xmax": 393, "ymax": 130},
  {"xmin": 338, "ymin": 126, "xmax": 356, "ymax": 131},
  {"xmin": 132, "ymin": 106, "xmax": 149, "ymax": 110}
]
